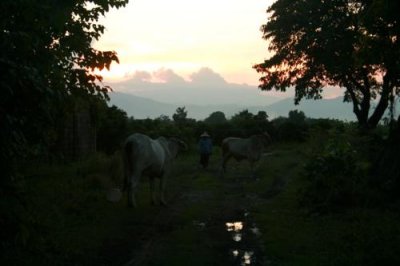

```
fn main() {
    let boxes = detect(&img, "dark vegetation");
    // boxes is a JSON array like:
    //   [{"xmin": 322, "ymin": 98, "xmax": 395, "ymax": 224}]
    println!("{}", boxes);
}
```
[
  {"xmin": 2, "ymin": 0, "xmax": 400, "ymax": 265},
  {"xmin": 254, "ymin": 0, "xmax": 400, "ymax": 129},
  {"xmin": 2, "ymin": 99, "xmax": 400, "ymax": 264}
]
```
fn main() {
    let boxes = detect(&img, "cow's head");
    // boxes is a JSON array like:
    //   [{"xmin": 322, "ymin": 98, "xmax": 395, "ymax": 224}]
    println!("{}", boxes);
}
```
[
  {"xmin": 257, "ymin": 131, "xmax": 272, "ymax": 147},
  {"xmin": 168, "ymin": 137, "xmax": 188, "ymax": 157},
  {"xmin": 262, "ymin": 131, "xmax": 272, "ymax": 144}
]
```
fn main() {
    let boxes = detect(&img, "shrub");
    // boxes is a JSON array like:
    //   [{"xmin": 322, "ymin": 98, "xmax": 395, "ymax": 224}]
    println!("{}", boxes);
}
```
[
  {"xmin": 300, "ymin": 136, "xmax": 370, "ymax": 213},
  {"xmin": 272, "ymin": 116, "xmax": 308, "ymax": 142}
]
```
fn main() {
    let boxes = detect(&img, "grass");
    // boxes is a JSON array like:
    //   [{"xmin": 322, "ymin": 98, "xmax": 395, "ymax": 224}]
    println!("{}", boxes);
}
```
[{"xmin": 3, "ymin": 139, "xmax": 400, "ymax": 265}]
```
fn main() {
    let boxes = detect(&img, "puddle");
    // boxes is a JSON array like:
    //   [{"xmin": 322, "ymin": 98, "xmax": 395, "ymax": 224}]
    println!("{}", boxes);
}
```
[
  {"xmin": 250, "ymin": 226, "xmax": 262, "ymax": 237},
  {"xmin": 225, "ymin": 210, "xmax": 265, "ymax": 265},
  {"xmin": 191, "ymin": 210, "xmax": 266, "ymax": 265},
  {"xmin": 229, "ymin": 249, "xmax": 255, "ymax": 265},
  {"xmin": 192, "ymin": 220, "xmax": 206, "ymax": 230},
  {"xmin": 226, "ymin": 221, "xmax": 243, "ymax": 242}
]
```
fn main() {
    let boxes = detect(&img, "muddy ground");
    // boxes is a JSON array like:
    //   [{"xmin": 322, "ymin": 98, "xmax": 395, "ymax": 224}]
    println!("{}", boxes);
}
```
[{"xmin": 97, "ymin": 158, "xmax": 281, "ymax": 266}]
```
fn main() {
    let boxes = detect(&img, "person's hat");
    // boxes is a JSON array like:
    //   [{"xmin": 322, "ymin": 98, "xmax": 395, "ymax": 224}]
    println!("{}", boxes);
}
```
[{"xmin": 200, "ymin": 132, "xmax": 210, "ymax": 137}]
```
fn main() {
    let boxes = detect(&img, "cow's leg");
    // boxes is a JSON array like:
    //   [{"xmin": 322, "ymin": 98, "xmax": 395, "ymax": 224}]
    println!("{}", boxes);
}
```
[
  {"xmin": 149, "ymin": 177, "xmax": 157, "ymax": 205},
  {"xmin": 159, "ymin": 175, "xmax": 167, "ymax": 206},
  {"xmin": 127, "ymin": 183, "xmax": 137, "ymax": 208},
  {"xmin": 221, "ymin": 153, "xmax": 231, "ymax": 176},
  {"xmin": 122, "ymin": 153, "xmax": 130, "ymax": 192},
  {"xmin": 127, "ymin": 171, "xmax": 141, "ymax": 208}
]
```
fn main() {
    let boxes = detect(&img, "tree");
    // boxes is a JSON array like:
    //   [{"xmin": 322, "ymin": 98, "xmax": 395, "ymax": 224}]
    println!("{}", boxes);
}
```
[
  {"xmin": 254, "ymin": 111, "xmax": 269, "ymax": 121},
  {"xmin": 155, "ymin": 114, "xmax": 172, "ymax": 123},
  {"xmin": 172, "ymin": 106, "xmax": 188, "ymax": 123},
  {"xmin": 288, "ymin": 110, "xmax": 306, "ymax": 124},
  {"xmin": 231, "ymin": 109, "xmax": 254, "ymax": 122},
  {"xmin": 97, "ymin": 105, "xmax": 129, "ymax": 155},
  {"xmin": 230, "ymin": 110, "xmax": 261, "ymax": 137},
  {"xmin": 0, "ymin": 0, "xmax": 128, "ymax": 181},
  {"xmin": 0, "ymin": 0, "xmax": 128, "ymax": 249},
  {"xmin": 204, "ymin": 111, "xmax": 227, "ymax": 124},
  {"xmin": 254, "ymin": 0, "xmax": 400, "ymax": 129}
]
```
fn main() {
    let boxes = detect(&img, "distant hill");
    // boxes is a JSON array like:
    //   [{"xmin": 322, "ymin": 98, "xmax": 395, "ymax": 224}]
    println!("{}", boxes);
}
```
[
  {"xmin": 109, "ymin": 92, "xmax": 360, "ymax": 121},
  {"xmin": 108, "ymin": 92, "xmax": 178, "ymax": 119},
  {"xmin": 109, "ymin": 92, "xmax": 263, "ymax": 119},
  {"xmin": 265, "ymin": 97, "xmax": 399, "ymax": 121},
  {"xmin": 264, "ymin": 97, "xmax": 355, "ymax": 121}
]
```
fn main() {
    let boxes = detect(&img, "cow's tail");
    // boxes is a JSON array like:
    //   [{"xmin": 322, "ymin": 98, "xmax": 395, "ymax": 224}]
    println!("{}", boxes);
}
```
[{"xmin": 122, "ymin": 140, "xmax": 135, "ymax": 192}]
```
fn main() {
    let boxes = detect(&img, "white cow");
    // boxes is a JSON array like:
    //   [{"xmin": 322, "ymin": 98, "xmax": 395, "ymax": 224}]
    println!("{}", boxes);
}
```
[
  {"xmin": 123, "ymin": 133, "xmax": 187, "ymax": 207},
  {"xmin": 221, "ymin": 133, "xmax": 272, "ymax": 177}
]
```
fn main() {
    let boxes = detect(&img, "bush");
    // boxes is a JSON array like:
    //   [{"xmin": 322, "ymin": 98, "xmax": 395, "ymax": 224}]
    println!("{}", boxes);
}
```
[
  {"xmin": 272, "ymin": 116, "xmax": 308, "ymax": 142},
  {"xmin": 300, "ymin": 136, "xmax": 370, "ymax": 213},
  {"xmin": 371, "ymin": 119, "xmax": 400, "ymax": 200}
]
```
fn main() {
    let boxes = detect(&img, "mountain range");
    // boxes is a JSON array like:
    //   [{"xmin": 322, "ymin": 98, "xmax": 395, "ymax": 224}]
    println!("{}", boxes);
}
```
[
  {"xmin": 108, "ymin": 91, "xmax": 357, "ymax": 121},
  {"xmin": 105, "ymin": 68, "xmax": 400, "ymax": 122}
]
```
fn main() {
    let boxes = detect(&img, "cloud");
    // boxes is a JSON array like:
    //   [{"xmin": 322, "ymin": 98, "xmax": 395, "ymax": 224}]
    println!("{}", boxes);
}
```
[
  {"xmin": 189, "ymin": 67, "xmax": 226, "ymax": 85},
  {"xmin": 122, "ymin": 67, "xmax": 228, "ymax": 86},
  {"xmin": 153, "ymin": 68, "xmax": 186, "ymax": 84},
  {"xmin": 108, "ymin": 67, "xmax": 281, "ymax": 106},
  {"xmin": 126, "ymin": 70, "xmax": 152, "ymax": 82}
]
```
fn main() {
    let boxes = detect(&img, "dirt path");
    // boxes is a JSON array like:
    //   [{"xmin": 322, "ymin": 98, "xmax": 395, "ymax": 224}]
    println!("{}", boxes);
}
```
[{"xmin": 98, "ymin": 159, "xmax": 286, "ymax": 266}]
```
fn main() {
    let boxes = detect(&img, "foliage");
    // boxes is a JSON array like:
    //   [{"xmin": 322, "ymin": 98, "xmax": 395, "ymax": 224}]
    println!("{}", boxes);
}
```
[
  {"xmin": 0, "ymin": 0, "xmax": 128, "ymax": 254},
  {"xmin": 229, "ymin": 109, "xmax": 273, "ymax": 138},
  {"xmin": 204, "ymin": 111, "xmax": 227, "ymax": 124},
  {"xmin": 96, "ymin": 104, "xmax": 129, "ymax": 155},
  {"xmin": 119, "ymin": 108, "xmax": 275, "ymax": 147},
  {"xmin": 172, "ymin": 106, "xmax": 188, "ymax": 124},
  {"xmin": 0, "ymin": 0, "xmax": 128, "ymax": 181},
  {"xmin": 272, "ymin": 110, "xmax": 309, "ymax": 142},
  {"xmin": 288, "ymin": 110, "xmax": 306, "ymax": 124},
  {"xmin": 300, "ymin": 135, "xmax": 370, "ymax": 213},
  {"xmin": 3, "ymin": 129, "xmax": 400, "ymax": 265},
  {"xmin": 371, "ymin": 116, "xmax": 400, "ymax": 199},
  {"xmin": 254, "ymin": 0, "xmax": 400, "ymax": 128}
]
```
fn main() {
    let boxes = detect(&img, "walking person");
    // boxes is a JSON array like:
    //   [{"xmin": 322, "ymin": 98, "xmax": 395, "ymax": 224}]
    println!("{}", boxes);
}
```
[{"xmin": 198, "ymin": 131, "xmax": 212, "ymax": 169}]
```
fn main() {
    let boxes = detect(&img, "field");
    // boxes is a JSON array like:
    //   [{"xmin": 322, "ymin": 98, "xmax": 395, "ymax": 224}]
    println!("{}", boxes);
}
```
[{"xmin": 3, "ymin": 139, "xmax": 400, "ymax": 266}]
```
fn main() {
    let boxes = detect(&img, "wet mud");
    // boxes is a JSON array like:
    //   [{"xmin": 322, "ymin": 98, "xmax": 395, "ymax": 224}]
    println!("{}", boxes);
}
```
[{"xmin": 100, "ymin": 163, "xmax": 280, "ymax": 266}]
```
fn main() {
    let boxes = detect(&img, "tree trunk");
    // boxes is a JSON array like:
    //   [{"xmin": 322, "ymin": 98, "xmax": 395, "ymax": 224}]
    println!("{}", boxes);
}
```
[
  {"xmin": 368, "ymin": 75, "xmax": 392, "ymax": 128},
  {"xmin": 347, "ymin": 86, "xmax": 369, "ymax": 128}
]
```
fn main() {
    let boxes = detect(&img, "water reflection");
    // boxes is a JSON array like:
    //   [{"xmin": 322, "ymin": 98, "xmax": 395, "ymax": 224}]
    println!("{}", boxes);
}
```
[
  {"xmin": 230, "ymin": 249, "xmax": 254, "ymax": 265},
  {"xmin": 250, "ymin": 225, "xmax": 261, "ymax": 237},
  {"xmin": 226, "ymin": 221, "xmax": 243, "ymax": 232},
  {"xmin": 192, "ymin": 220, "xmax": 206, "ymax": 230},
  {"xmin": 226, "ymin": 221, "xmax": 243, "ymax": 242},
  {"xmin": 225, "ymin": 212, "xmax": 263, "ymax": 265},
  {"xmin": 243, "ymin": 251, "xmax": 254, "ymax": 265}
]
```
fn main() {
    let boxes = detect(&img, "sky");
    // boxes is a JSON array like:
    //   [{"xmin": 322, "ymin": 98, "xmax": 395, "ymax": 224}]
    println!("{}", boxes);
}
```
[{"xmin": 93, "ymin": 0, "xmax": 275, "ymax": 86}]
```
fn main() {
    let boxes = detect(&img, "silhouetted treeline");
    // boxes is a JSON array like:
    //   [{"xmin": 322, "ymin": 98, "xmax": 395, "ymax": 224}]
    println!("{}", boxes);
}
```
[{"xmin": 95, "ymin": 104, "xmax": 352, "ymax": 155}]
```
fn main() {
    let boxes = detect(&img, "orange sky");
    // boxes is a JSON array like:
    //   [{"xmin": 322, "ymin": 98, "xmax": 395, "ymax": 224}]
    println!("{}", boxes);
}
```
[{"xmin": 93, "ymin": 0, "xmax": 275, "ymax": 86}]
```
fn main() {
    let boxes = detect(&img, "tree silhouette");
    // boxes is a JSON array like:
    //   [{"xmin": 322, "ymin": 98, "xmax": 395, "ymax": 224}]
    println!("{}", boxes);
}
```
[
  {"xmin": 288, "ymin": 110, "xmax": 306, "ymax": 124},
  {"xmin": 254, "ymin": 111, "xmax": 269, "ymax": 121},
  {"xmin": 0, "ymin": 0, "xmax": 128, "ymax": 181},
  {"xmin": 204, "ymin": 111, "xmax": 227, "ymax": 124},
  {"xmin": 0, "ymin": 1, "xmax": 128, "ymax": 249},
  {"xmin": 254, "ymin": 0, "xmax": 400, "ymax": 129},
  {"xmin": 172, "ymin": 106, "xmax": 188, "ymax": 123}
]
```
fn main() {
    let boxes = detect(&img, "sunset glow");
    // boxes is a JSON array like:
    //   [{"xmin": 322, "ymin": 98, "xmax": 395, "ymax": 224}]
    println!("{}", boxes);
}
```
[{"xmin": 93, "ymin": 0, "xmax": 275, "ymax": 85}]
